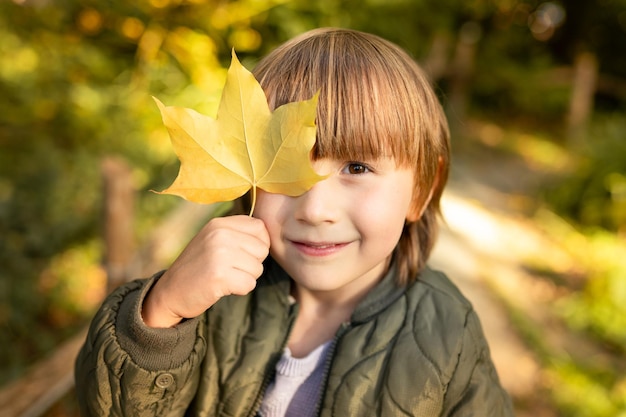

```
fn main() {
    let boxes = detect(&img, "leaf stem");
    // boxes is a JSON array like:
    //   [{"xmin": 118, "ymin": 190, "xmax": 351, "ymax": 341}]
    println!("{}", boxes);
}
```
[{"xmin": 249, "ymin": 186, "xmax": 257, "ymax": 217}]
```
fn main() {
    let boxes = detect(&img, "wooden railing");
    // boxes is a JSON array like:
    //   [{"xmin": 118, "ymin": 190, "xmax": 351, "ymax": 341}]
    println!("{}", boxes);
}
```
[{"xmin": 0, "ymin": 157, "xmax": 218, "ymax": 417}]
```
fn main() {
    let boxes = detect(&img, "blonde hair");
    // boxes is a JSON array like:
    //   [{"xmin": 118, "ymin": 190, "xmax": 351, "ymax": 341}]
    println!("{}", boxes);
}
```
[{"xmin": 252, "ymin": 28, "xmax": 450, "ymax": 286}]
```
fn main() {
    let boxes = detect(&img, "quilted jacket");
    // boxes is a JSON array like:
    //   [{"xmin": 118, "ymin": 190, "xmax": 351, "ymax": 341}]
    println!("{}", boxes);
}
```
[{"xmin": 75, "ymin": 259, "xmax": 514, "ymax": 416}]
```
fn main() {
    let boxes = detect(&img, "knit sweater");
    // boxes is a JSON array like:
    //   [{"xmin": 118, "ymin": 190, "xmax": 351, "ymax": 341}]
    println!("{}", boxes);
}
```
[{"xmin": 259, "ymin": 342, "xmax": 331, "ymax": 417}]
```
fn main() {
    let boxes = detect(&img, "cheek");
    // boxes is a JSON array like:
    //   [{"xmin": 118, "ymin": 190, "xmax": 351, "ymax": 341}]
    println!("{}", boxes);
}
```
[
  {"xmin": 357, "ymin": 188, "xmax": 412, "ymax": 243},
  {"xmin": 384, "ymin": 175, "xmax": 415, "ymax": 222},
  {"xmin": 253, "ymin": 191, "xmax": 288, "ymax": 236}
]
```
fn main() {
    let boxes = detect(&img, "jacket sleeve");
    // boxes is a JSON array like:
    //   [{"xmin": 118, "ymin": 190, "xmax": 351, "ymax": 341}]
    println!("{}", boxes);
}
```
[
  {"xmin": 443, "ymin": 309, "xmax": 515, "ymax": 417},
  {"xmin": 74, "ymin": 273, "xmax": 206, "ymax": 417}
]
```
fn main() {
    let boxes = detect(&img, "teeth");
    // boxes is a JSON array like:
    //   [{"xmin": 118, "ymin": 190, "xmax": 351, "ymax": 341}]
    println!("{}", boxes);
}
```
[{"xmin": 307, "ymin": 243, "xmax": 335, "ymax": 249}]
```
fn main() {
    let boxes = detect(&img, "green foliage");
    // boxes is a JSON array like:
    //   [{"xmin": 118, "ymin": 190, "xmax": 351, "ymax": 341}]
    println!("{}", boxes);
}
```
[
  {"xmin": 542, "ymin": 115, "xmax": 626, "ymax": 233},
  {"xmin": 557, "ymin": 229, "xmax": 626, "ymax": 352},
  {"xmin": 472, "ymin": 39, "xmax": 571, "ymax": 121},
  {"xmin": 548, "ymin": 359, "xmax": 626, "ymax": 417},
  {"xmin": 526, "ymin": 209, "xmax": 626, "ymax": 416}
]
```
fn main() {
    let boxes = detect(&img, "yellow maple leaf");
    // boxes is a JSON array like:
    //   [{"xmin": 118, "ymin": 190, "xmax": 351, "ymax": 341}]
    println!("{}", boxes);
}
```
[{"xmin": 154, "ymin": 50, "xmax": 325, "ymax": 214}]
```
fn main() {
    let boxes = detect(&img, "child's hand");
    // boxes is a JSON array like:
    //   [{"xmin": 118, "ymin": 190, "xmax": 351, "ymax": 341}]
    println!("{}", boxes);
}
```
[{"xmin": 141, "ymin": 215, "xmax": 270, "ymax": 328}]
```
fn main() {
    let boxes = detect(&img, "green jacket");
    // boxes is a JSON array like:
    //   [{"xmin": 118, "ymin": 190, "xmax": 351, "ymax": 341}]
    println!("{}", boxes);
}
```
[{"xmin": 75, "ymin": 260, "xmax": 514, "ymax": 416}]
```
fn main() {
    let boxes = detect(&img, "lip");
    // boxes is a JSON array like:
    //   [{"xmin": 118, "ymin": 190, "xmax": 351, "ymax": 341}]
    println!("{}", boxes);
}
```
[{"xmin": 290, "ymin": 240, "xmax": 350, "ymax": 257}]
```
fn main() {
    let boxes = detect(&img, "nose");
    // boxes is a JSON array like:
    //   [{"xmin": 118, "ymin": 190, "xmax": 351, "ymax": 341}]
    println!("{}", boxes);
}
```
[{"xmin": 293, "ymin": 177, "xmax": 340, "ymax": 225}]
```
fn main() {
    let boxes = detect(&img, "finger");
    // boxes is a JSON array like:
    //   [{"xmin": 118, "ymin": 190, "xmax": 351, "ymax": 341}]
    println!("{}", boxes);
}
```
[
  {"xmin": 223, "ymin": 271, "xmax": 258, "ymax": 296},
  {"xmin": 221, "ymin": 215, "xmax": 271, "ymax": 247},
  {"xmin": 231, "ymin": 251, "xmax": 266, "ymax": 278},
  {"xmin": 210, "ymin": 217, "xmax": 270, "ymax": 261},
  {"xmin": 202, "ymin": 226, "xmax": 269, "ymax": 264},
  {"xmin": 236, "ymin": 233, "xmax": 270, "ymax": 262}
]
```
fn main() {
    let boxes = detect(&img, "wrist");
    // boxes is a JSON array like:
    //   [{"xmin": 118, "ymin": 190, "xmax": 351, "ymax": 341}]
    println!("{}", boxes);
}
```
[{"xmin": 141, "ymin": 280, "xmax": 184, "ymax": 328}]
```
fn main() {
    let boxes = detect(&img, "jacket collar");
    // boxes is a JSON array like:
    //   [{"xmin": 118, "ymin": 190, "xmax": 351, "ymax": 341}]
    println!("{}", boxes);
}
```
[
  {"xmin": 350, "ymin": 264, "xmax": 406, "ymax": 324},
  {"xmin": 263, "ymin": 257, "xmax": 407, "ymax": 324}
]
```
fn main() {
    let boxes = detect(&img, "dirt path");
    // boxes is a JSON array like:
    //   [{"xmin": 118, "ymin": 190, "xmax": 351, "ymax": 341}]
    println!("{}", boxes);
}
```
[
  {"xmin": 430, "ymin": 194, "xmax": 546, "ymax": 415},
  {"xmin": 429, "ymin": 139, "xmax": 565, "ymax": 416}
]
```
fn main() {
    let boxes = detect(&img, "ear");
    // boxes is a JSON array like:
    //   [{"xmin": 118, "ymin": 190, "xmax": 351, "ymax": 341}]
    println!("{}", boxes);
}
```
[{"xmin": 405, "ymin": 156, "xmax": 444, "ymax": 223}]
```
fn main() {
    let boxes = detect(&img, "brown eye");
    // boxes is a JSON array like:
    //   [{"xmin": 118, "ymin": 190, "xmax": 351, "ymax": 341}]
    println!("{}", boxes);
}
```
[{"xmin": 344, "ymin": 163, "xmax": 370, "ymax": 175}]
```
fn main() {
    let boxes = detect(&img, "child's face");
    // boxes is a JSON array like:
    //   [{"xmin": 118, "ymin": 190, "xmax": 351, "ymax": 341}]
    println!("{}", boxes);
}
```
[{"xmin": 254, "ymin": 157, "xmax": 415, "ymax": 299}]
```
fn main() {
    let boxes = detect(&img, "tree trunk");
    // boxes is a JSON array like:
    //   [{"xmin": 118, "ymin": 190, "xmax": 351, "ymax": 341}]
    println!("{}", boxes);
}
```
[
  {"xmin": 423, "ymin": 31, "xmax": 451, "ymax": 83},
  {"xmin": 567, "ymin": 51, "xmax": 598, "ymax": 143},
  {"xmin": 447, "ymin": 22, "xmax": 481, "ymax": 131}
]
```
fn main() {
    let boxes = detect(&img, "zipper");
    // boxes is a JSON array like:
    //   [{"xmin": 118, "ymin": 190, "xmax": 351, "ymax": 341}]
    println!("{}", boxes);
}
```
[
  {"xmin": 314, "ymin": 321, "xmax": 351, "ymax": 417},
  {"xmin": 247, "ymin": 303, "xmax": 299, "ymax": 417}
]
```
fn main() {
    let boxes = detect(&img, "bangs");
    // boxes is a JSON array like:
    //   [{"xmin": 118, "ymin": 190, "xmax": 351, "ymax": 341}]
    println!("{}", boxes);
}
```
[
  {"xmin": 253, "ymin": 29, "xmax": 436, "ymax": 168},
  {"xmin": 313, "ymin": 57, "xmax": 419, "ymax": 166}
]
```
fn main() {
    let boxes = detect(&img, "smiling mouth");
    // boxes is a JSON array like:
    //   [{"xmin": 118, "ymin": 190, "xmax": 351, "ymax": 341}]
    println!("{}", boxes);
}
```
[{"xmin": 290, "ymin": 241, "xmax": 349, "ymax": 256}]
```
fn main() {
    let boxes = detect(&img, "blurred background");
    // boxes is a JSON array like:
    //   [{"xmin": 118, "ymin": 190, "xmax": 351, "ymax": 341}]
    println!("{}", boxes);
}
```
[{"xmin": 0, "ymin": 0, "xmax": 625, "ymax": 416}]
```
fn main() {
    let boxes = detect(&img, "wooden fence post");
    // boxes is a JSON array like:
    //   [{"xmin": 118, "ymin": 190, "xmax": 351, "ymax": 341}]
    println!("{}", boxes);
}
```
[{"xmin": 101, "ymin": 156, "xmax": 135, "ymax": 291}]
